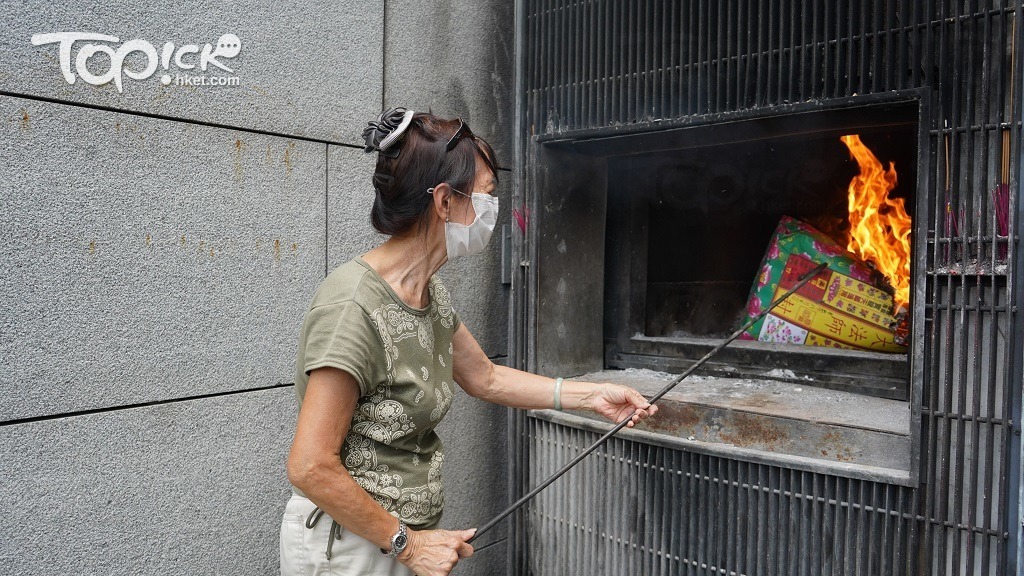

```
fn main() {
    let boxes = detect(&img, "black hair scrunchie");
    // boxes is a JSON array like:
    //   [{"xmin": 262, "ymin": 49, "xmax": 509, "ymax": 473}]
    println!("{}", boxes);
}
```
[{"xmin": 362, "ymin": 107, "xmax": 412, "ymax": 158}]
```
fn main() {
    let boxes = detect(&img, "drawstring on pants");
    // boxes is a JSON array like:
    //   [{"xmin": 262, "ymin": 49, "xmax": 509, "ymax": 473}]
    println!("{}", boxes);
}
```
[{"xmin": 305, "ymin": 506, "xmax": 343, "ymax": 560}]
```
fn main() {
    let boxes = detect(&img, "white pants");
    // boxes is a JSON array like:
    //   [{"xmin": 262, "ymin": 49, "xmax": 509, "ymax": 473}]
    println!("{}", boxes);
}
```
[{"xmin": 280, "ymin": 493, "xmax": 414, "ymax": 576}]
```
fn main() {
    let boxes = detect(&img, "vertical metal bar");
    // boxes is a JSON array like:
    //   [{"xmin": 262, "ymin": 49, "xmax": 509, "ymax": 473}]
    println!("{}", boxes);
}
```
[
  {"xmin": 743, "ymin": 0, "xmax": 754, "ymax": 108},
  {"xmin": 544, "ymin": 0, "xmax": 554, "ymax": 132},
  {"xmin": 713, "ymin": 456, "xmax": 724, "ymax": 574},
  {"xmin": 577, "ymin": 0, "xmax": 585, "ymax": 129},
  {"xmin": 605, "ymin": 0, "xmax": 614, "ymax": 128},
  {"xmin": 935, "ymin": 3, "xmax": 955, "ymax": 575},
  {"xmin": 714, "ymin": 0, "xmax": 724, "ymax": 112},
  {"xmin": 668, "ymin": 0, "xmax": 677, "ymax": 119},
  {"xmin": 787, "ymin": 0, "xmax": 796, "ymax": 103},
  {"xmin": 858, "ymin": 0, "xmax": 869, "ymax": 96},
  {"xmin": 878, "ymin": 483, "xmax": 891, "ymax": 576},
  {"xmin": 897, "ymin": 486, "xmax": 908, "ymax": 575},
  {"xmin": 857, "ymin": 480, "xmax": 868, "ymax": 576},
  {"xmin": 643, "ymin": 0, "xmax": 652, "ymax": 120},
  {"xmin": 795, "ymin": 0, "xmax": 806, "ymax": 102},
  {"xmin": 808, "ymin": 472, "xmax": 821, "ymax": 576},
  {"xmin": 684, "ymin": 0, "xmax": 693, "ymax": 117},
  {"xmin": 598, "ymin": 0, "xmax": 607, "ymax": 128},
  {"xmin": 696, "ymin": 0, "xmax": 705, "ymax": 114},
  {"xmin": 1002, "ymin": 7, "xmax": 1024, "ymax": 576},
  {"xmin": 765, "ymin": 0, "xmax": 776, "ymax": 105},
  {"xmin": 744, "ymin": 462, "xmax": 755, "ymax": 576},
  {"xmin": 920, "ymin": 0, "xmax": 940, "ymax": 571},
  {"xmin": 763, "ymin": 466, "xmax": 775, "ymax": 576},
  {"xmin": 723, "ymin": 0, "xmax": 732, "ymax": 110},
  {"xmin": 656, "ymin": 445, "xmax": 665, "ymax": 576},
  {"xmin": 822, "ymin": 0, "xmax": 831, "ymax": 99},
  {"xmin": 1008, "ymin": 4, "xmax": 1024, "ymax": 569},
  {"xmin": 953, "ymin": 5, "xmax": 973, "ymax": 575},
  {"xmin": 781, "ymin": 467, "xmax": 792, "ymax": 576},
  {"xmin": 796, "ymin": 470, "xmax": 807, "ymax": 576},
  {"xmin": 620, "ymin": 0, "xmax": 628, "ymax": 125},
  {"xmin": 561, "ymin": 0, "xmax": 570, "ymax": 130},
  {"xmin": 981, "ymin": 3, "xmax": 1004, "ymax": 556},
  {"xmin": 622, "ymin": 0, "xmax": 631, "ymax": 124},
  {"xmin": 725, "ymin": 458, "xmax": 737, "ymax": 576},
  {"xmin": 810, "ymin": 0, "xmax": 819, "ymax": 100},
  {"xmin": 653, "ymin": 0, "xmax": 662, "ymax": 121},
  {"xmin": 567, "ymin": 0, "xmax": 575, "ymax": 131},
  {"xmin": 875, "ymin": 0, "xmax": 884, "ymax": 92},
  {"xmin": 894, "ymin": 0, "xmax": 905, "ymax": 91},
  {"xmin": 550, "ymin": 0, "xmax": 559, "ymax": 132},
  {"xmin": 833, "ymin": 477, "xmax": 844, "ymax": 575},
  {"xmin": 967, "ymin": 8, "xmax": 992, "ymax": 574},
  {"xmin": 582, "ymin": 0, "xmax": 591, "ymax": 130}
]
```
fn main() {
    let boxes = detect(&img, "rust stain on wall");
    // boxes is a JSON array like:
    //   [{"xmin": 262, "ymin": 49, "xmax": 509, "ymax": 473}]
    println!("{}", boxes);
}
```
[
  {"xmin": 19, "ymin": 109, "xmax": 29, "ymax": 130},
  {"xmin": 283, "ymin": 142, "xmax": 296, "ymax": 174},
  {"xmin": 719, "ymin": 413, "xmax": 789, "ymax": 451},
  {"xmin": 816, "ymin": 430, "xmax": 856, "ymax": 462},
  {"xmin": 233, "ymin": 138, "xmax": 246, "ymax": 182},
  {"xmin": 274, "ymin": 238, "xmax": 281, "ymax": 260},
  {"xmin": 637, "ymin": 402, "xmax": 702, "ymax": 436}
]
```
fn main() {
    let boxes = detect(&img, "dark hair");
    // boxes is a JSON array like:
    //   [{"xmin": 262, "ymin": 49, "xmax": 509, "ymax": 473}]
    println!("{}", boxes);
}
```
[{"xmin": 366, "ymin": 112, "xmax": 499, "ymax": 237}]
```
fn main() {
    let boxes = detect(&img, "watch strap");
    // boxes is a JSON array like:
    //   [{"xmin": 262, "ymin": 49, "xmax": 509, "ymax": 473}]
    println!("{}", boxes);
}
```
[{"xmin": 381, "ymin": 521, "xmax": 408, "ymax": 558}]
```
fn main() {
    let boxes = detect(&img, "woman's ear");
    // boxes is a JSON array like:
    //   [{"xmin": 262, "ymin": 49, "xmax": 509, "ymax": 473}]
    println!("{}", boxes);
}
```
[{"xmin": 429, "ymin": 183, "xmax": 452, "ymax": 222}]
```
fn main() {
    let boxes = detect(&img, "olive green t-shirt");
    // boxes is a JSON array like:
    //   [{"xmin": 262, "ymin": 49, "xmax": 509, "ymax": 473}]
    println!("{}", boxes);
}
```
[{"xmin": 292, "ymin": 257, "xmax": 461, "ymax": 529}]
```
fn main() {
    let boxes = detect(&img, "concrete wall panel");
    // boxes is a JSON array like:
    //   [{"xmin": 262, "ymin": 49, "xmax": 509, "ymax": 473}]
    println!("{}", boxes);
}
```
[
  {"xmin": 383, "ymin": 0, "xmax": 515, "ymax": 170},
  {"xmin": 432, "ymin": 393, "xmax": 510, "ymax": 546},
  {"xmin": 0, "ymin": 387, "xmax": 294, "ymax": 575},
  {"xmin": 0, "ymin": 1, "xmax": 382, "ymax": 143},
  {"xmin": 0, "ymin": 95, "xmax": 325, "ymax": 422},
  {"xmin": 326, "ymin": 144, "xmax": 383, "ymax": 270}
]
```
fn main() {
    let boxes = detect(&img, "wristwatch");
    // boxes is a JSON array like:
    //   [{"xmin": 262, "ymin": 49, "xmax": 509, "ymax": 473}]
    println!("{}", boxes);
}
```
[{"xmin": 381, "ymin": 521, "xmax": 408, "ymax": 558}]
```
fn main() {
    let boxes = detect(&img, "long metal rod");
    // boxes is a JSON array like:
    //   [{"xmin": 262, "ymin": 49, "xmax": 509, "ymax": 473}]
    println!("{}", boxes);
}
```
[{"xmin": 469, "ymin": 261, "xmax": 829, "ymax": 543}]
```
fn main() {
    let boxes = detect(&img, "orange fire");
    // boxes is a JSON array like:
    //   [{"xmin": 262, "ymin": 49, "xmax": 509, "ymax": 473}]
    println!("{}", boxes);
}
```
[{"xmin": 841, "ymin": 134, "xmax": 912, "ymax": 311}]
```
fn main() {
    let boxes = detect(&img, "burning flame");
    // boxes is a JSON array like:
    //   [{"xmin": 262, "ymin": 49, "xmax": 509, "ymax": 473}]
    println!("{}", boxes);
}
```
[{"xmin": 841, "ymin": 134, "xmax": 912, "ymax": 310}]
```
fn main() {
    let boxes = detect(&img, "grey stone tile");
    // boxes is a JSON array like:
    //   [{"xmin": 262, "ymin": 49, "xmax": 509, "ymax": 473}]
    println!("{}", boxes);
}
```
[
  {"xmin": 434, "ymin": 392, "xmax": 509, "ymax": 540},
  {"xmin": 1, "ymin": 0, "xmax": 383, "ymax": 143},
  {"xmin": 383, "ymin": 0, "xmax": 515, "ymax": 166},
  {"xmin": 0, "ymin": 95, "xmax": 326, "ymax": 421},
  {"xmin": 0, "ymin": 387, "xmax": 296, "ymax": 576},
  {"xmin": 326, "ymin": 144, "xmax": 384, "ymax": 270}
]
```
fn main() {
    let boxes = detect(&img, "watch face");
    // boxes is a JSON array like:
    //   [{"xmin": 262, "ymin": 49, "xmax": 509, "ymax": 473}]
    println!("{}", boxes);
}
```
[{"xmin": 395, "ymin": 534, "xmax": 408, "ymax": 549}]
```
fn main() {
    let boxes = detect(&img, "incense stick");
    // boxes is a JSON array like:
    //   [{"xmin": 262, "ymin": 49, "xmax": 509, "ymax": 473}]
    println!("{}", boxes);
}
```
[{"xmin": 469, "ymin": 262, "xmax": 829, "ymax": 543}]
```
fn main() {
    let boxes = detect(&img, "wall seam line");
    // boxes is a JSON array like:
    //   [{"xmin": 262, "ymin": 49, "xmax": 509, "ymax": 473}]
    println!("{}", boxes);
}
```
[
  {"xmin": 0, "ymin": 89, "xmax": 364, "ymax": 149},
  {"xmin": 0, "ymin": 383, "xmax": 295, "ymax": 427},
  {"xmin": 325, "ymin": 143, "xmax": 330, "ymax": 277}
]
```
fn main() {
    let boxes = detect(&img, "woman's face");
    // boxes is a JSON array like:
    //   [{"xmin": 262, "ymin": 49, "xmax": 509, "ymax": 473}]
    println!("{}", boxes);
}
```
[{"xmin": 447, "ymin": 153, "xmax": 498, "ymax": 225}]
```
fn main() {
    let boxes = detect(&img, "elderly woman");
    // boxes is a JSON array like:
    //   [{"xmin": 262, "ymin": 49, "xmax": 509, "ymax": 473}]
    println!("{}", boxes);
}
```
[{"xmin": 281, "ymin": 108, "xmax": 657, "ymax": 576}]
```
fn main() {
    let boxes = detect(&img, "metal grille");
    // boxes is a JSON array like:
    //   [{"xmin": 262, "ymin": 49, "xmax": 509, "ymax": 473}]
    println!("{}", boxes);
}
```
[
  {"xmin": 527, "ymin": 417, "xmax": 917, "ymax": 576},
  {"xmin": 512, "ymin": 1, "xmax": 1023, "ymax": 575}
]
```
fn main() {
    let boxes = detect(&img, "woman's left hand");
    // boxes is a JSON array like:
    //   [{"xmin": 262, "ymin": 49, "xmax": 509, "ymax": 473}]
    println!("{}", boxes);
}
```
[{"xmin": 583, "ymin": 384, "xmax": 658, "ymax": 427}]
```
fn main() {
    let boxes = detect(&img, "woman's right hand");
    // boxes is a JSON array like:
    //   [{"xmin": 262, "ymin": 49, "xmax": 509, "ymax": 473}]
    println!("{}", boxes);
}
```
[{"xmin": 397, "ymin": 527, "xmax": 476, "ymax": 575}]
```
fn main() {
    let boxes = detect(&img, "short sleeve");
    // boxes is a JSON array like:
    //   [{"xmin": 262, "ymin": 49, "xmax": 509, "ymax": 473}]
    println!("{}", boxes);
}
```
[{"xmin": 300, "ymin": 301, "xmax": 383, "ymax": 397}]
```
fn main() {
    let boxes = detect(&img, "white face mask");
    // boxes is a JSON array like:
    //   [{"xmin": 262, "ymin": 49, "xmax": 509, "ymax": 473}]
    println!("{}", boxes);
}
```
[{"xmin": 444, "ymin": 190, "xmax": 499, "ymax": 259}]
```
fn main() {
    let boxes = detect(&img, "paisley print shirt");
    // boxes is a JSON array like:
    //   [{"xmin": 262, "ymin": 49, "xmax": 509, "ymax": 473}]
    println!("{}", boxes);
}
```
[{"xmin": 293, "ymin": 257, "xmax": 460, "ymax": 529}]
